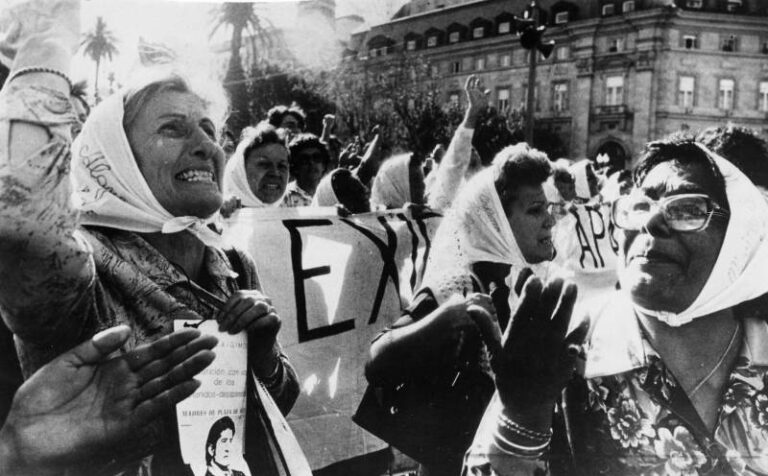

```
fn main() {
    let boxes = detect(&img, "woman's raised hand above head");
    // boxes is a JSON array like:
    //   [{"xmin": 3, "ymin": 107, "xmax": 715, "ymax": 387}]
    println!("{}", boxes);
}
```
[
  {"xmin": 0, "ymin": 0, "xmax": 80, "ymax": 71},
  {"xmin": 493, "ymin": 275, "xmax": 588, "ymax": 432}
]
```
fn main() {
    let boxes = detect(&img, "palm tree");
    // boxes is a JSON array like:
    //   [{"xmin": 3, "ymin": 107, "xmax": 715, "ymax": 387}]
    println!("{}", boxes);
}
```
[
  {"xmin": 211, "ymin": 3, "xmax": 275, "ymax": 134},
  {"xmin": 81, "ymin": 17, "xmax": 118, "ymax": 103}
]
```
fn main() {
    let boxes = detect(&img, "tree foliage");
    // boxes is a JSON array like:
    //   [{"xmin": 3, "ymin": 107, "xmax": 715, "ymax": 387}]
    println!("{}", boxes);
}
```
[
  {"xmin": 248, "ymin": 65, "xmax": 335, "ymax": 134},
  {"xmin": 211, "ymin": 2, "xmax": 279, "ymax": 136},
  {"xmin": 322, "ymin": 54, "xmax": 462, "ymax": 157},
  {"xmin": 81, "ymin": 16, "xmax": 118, "ymax": 102}
]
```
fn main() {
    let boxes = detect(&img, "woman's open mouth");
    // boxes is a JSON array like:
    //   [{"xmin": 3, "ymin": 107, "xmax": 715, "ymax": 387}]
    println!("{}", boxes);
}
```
[
  {"xmin": 261, "ymin": 182, "xmax": 283, "ymax": 192},
  {"xmin": 175, "ymin": 169, "xmax": 215, "ymax": 183}
]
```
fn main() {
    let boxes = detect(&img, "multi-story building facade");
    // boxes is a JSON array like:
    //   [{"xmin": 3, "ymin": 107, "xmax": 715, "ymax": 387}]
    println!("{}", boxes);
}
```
[{"xmin": 348, "ymin": 0, "xmax": 768, "ymax": 167}]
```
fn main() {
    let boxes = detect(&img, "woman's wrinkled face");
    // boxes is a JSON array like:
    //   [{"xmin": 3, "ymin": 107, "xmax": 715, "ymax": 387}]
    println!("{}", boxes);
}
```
[
  {"xmin": 621, "ymin": 160, "xmax": 728, "ymax": 313},
  {"xmin": 506, "ymin": 184, "xmax": 556, "ymax": 263},
  {"xmin": 127, "ymin": 91, "xmax": 225, "ymax": 218},
  {"xmin": 244, "ymin": 143, "xmax": 289, "ymax": 204},
  {"xmin": 294, "ymin": 147, "xmax": 326, "ymax": 189}
]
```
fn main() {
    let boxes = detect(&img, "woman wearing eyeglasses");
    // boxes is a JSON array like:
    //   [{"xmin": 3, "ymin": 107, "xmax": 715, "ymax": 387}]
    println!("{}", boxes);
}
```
[{"xmin": 464, "ymin": 137, "xmax": 768, "ymax": 476}]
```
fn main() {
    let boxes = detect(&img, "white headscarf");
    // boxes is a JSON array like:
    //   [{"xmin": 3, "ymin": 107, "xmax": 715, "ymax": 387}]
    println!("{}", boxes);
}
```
[
  {"xmin": 311, "ymin": 170, "xmax": 340, "ymax": 207},
  {"xmin": 71, "ymin": 94, "xmax": 222, "ymax": 246},
  {"xmin": 422, "ymin": 166, "xmax": 547, "ymax": 304},
  {"xmin": 371, "ymin": 154, "xmax": 411, "ymax": 209},
  {"xmin": 222, "ymin": 138, "xmax": 286, "ymax": 208},
  {"xmin": 623, "ymin": 144, "xmax": 768, "ymax": 326}
]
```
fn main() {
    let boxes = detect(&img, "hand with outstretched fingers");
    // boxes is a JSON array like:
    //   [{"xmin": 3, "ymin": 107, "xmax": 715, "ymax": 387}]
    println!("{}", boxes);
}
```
[
  {"xmin": 217, "ymin": 290, "xmax": 282, "ymax": 377},
  {"xmin": 0, "ymin": 325, "xmax": 217, "ymax": 472},
  {"xmin": 463, "ymin": 74, "xmax": 489, "ymax": 127},
  {"xmin": 491, "ymin": 271, "xmax": 589, "ymax": 432}
]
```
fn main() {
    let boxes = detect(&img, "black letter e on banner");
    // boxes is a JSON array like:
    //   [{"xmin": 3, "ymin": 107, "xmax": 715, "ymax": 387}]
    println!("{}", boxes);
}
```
[{"xmin": 284, "ymin": 219, "xmax": 355, "ymax": 343}]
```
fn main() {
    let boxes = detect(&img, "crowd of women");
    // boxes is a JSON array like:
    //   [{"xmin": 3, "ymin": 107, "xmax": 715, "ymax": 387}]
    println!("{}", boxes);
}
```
[{"xmin": 3, "ymin": 1, "xmax": 768, "ymax": 475}]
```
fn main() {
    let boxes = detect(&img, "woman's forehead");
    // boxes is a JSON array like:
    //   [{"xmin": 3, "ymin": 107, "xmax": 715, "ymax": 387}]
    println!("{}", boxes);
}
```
[
  {"xmin": 142, "ymin": 90, "xmax": 210, "ymax": 120},
  {"xmin": 516, "ymin": 184, "xmax": 547, "ymax": 203},
  {"xmin": 639, "ymin": 160, "xmax": 719, "ymax": 198}
]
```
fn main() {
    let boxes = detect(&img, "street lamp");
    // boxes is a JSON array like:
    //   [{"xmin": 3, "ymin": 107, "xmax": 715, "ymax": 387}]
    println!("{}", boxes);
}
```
[{"xmin": 513, "ymin": 0, "xmax": 555, "ymax": 144}]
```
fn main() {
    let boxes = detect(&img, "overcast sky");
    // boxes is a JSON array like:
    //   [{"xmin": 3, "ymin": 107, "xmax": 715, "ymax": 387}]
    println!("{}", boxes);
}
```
[{"xmin": 73, "ymin": 0, "xmax": 404, "ymax": 87}]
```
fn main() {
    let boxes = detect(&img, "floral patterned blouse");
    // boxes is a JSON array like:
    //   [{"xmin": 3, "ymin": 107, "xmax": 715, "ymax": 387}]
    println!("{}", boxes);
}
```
[{"xmin": 465, "ymin": 294, "xmax": 768, "ymax": 476}]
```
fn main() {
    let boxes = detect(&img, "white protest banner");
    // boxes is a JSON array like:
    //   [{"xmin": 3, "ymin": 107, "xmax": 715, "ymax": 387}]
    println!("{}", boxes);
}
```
[
  {"xmin": 175, "ymin": 320, "xmax": 251, "ymax": 476},
  {"xmin": 224, "ymin": 207, "xmax": 441, "ymax": 469}
]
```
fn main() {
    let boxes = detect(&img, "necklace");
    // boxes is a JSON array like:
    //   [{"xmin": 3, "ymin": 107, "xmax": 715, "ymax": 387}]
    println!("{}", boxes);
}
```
[{"xmin": 689, "ymin": 321, "xmax": 741, "ymax": 396}]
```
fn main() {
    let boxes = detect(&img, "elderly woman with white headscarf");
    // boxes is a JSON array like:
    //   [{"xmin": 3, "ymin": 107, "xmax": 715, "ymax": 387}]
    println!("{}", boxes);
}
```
[
  {"xmin": 465, "ymin": 137, "xmax": 768, "ymax": 476},
  {"xmin": 370, "ymin": 153, "xmax": 426, "ymax": 210},
  {"xmin": 221, "ymin": 121, "xmax": 289, "ymax": 214},
  {"xmin": 0, "ymin": 4, "xmax": 298, "ymax": 474},
  {"xmin": 364, "ymin": 143, "xmax": 558, "ymax": 475}
]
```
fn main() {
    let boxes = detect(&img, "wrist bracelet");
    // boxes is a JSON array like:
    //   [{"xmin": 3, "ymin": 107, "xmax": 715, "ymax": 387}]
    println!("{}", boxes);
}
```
[
  {"xmin": 498, "ymin": 412, "xmax": 553, "ymax": 442},
  {"xmin": 8, "ymin": 67, "xmax": 73, "ymax": 92},
  {"xmin": 493, "ymin": 427, "xmax": 550, "ymax": 457}
]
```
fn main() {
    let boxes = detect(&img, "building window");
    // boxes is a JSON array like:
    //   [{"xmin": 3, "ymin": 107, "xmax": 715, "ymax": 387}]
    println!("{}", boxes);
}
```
[
  {"xmin": 449, "ymin": 93, "xmax": 460, "ymax": 107},
  {"xmin": 475, "ymin": 57, "xmax": 486, "ymax": 70},
  {"xmin": 430, "ymin": 65, "xmax": 439, "ymax": 77},
  {"xmin": 406, "ymin": 39, "xmax": 417, "ymax": 51},
  {"xmin": 555, "ymin": 46, "xmax": 569, "ymax": 60},
  {"xmin": 608, "ymin": 37, "xmax": 625, "ymax": 53},
  {"xmin": 449, "ymin": 31, "xmax": 460, "ymax": 43},
  {"xmin": 451, "ymin": 61, "xmax": 461, "ymax": 74},
  {"xmin": 759, "ymin": 81, "xmax": 768, "ymax": 112},
  {"xmin": 497, "ymin": 88, "xmax": 510, "ymax": 111},
  {"xmin": 721, "ymin": 35, "xmax": 737, "ymax": 52},
  {"xmin": 762, "ymin": 40, "xmax": 768, "ymax": 54},
  {"xmin": 727, "ymin": 0, "xmax": 742, "ymax": 12},
  {"xmin": 683, "ymin": 34, "xmax": 698, "ymax": 49},
  {"xmin": 498, "ymin": 21, "xmax": 511, "ymax": 34},
  {"xmin": 522, "ymin": 84, "xmax": 540, "ymax": 111},
  {"xmin": 555, "ymin": 11, "xmax": 569, "ymax": 24},
  {"xmin": 553, "ymin": 82, "xmax": 569, "ymax": 112},
  {"xmin": 679, "ymin": 76, "xmax": 695, "ymax": 108},
  {"xmin": 427, "ymin": 36, "xmax": 438, "ymax": 47},
  {"xmin": 622, "ymin": 1, "xmax": 635, "ymax": 12},
  {"xmin": 606, "ymin": 75, "xmax": 624, "ymax": 106},
  {"xmin": 686, "ymin": 0, "xmax": 703, "ymax": 8},
  {"xmin": 719, "ymin": 78, "xmax": 735, "ymax": 110},
  {"xmin": 602, "ymin": 4, "xmax": 616, "ymax": 16},
  {"xmin": 473, "ymin": 26, "xmax": 484, "ymax": 39},
  {"xmin": 500, "ymin": 53, "xmax": 512, "ymax": 67}
]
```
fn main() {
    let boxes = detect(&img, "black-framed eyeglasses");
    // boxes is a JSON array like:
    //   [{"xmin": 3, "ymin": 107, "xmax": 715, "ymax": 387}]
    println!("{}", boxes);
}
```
[{"xmin": 612, "ymin": 193, "xmax": 728, "ymax": 232}]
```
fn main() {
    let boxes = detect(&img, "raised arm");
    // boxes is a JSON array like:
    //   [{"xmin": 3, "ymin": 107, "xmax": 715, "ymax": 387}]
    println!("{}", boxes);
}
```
[
  {"xmin": 464, "ymin": 276, "xmax": 589, "ymax": 476},
  {"xmin": 0, "ymin": 0, "xmax": 95, "ymax": 342},
  {"xmin": 353, "ymin": 125, "xmax": 383, "ymax": 186},
  {"xmin": 427, "ymin": 75, "xmax": 487, "ymax": 212}
]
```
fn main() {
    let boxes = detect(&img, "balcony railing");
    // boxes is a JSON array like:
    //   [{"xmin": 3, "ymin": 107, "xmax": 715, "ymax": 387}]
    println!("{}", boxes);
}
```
[{"xmin": 595, "ymin": 104, "xmax": 630, "ymax": 115}]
